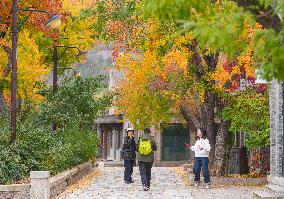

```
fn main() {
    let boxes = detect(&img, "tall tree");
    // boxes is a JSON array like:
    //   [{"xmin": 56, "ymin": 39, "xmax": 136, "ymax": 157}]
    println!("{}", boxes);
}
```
[
  {"xmin": 0, "ymin": 0, "xmax": 97, "ymax": 117},
  {"xmin": 90, "ymin": 0, "xmax": 269, "ymax": 174}
]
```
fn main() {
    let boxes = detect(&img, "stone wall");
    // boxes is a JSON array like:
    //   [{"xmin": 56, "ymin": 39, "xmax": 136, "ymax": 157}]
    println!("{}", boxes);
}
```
[
  {"xmin": 50, "ymin": 161, "xmax": 93, "ymax": 197},
  {"xmin": 0, "ymin": 162, "xmax": 94, "ymax": 199},
  {"xmin": 0, "ymin": 184, "xmax": 30, "ymax": 199},
  {"xmin": 269, "ymin": 82, "xmax": 284, "ymax": 176}
]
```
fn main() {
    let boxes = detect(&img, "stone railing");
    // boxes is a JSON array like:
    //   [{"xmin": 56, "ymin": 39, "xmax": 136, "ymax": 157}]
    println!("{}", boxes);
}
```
[{"xmin": 0, "ymin": 161, "xmax": 94, "ymax": 199}]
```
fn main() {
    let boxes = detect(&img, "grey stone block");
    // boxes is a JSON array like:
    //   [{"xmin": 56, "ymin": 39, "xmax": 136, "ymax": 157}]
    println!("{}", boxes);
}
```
[
  {"xmin": 30, "ymin": 171, "xmax": 50, "ymax": 199},
  {"xmin": 266, "ymin": 184, "xmax": 284, "ymax": 198},
  {"xmin": 253, "ymin": 190, "xmax": 275, "ymax": 199}
]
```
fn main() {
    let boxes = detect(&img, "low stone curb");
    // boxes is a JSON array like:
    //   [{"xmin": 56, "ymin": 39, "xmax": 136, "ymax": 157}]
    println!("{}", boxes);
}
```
[
  {"xmin": 182, "ymin": 164, "xmax": 268, "ymax": 186},
  {"xmin": 0, "ymin": 161, "xmax": 95, "ymax": 199},
  {"xmin": 186, "ymin": 173, "xmax": 268, "ymax": 186},
  {"xmin": 211, "ymin": 176, "xmax": 267, "ymax": 186}
]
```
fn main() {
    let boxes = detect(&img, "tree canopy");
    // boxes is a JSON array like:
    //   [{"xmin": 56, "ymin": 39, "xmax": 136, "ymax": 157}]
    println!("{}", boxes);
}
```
[{"xmin": 145, "ymin": 0, "xmax": 284, "ymax": 81}]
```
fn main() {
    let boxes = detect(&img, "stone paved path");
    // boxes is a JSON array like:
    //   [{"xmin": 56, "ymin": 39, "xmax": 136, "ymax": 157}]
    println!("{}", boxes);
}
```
[{"xmin": 57, "ymin": 167, "xmax": 194, "ymax": 199}]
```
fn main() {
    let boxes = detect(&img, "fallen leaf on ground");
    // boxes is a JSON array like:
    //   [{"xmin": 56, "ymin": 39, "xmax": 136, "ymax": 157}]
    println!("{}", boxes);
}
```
[{"xmin": 56, "ymin": 169, "xmax": 103, "ymax": 198}]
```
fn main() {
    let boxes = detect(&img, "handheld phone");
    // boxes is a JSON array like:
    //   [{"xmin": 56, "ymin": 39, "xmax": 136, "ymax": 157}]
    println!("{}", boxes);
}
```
[{"xmin": 184, "ymin": 142, "xmax": 190, "ymax": 148}]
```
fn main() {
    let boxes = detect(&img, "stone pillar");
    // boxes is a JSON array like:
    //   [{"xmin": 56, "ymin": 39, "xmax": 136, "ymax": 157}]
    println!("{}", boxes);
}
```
[
  {"xmin": 30, "ymin": 171, "xmax": 50, "ymax": 199},
  {"xmin": 96, "ymin": 125, "xmax": 103, "ymax": 158},
  {"xmin": 103, "ymin": 127, "xmax": 108, "ymax": 160},
  {"xmin": 112, "ymin": 129, "xmax": 120, "ymax": 161},
  {"xmin": 269, "ymin": 82, "xmax": 284, "ymax": 177},
  {"xmin": 153, "ymin": 128, "xmax": 162, "ymax": 166},
  {"xmin": 116, "ymin": 129, "xmax": 123, "ymax": 161},
  {"xmin": 96, "ymin": 125, "xmax": 102, "ymax": 141},
  {"xmin": 112, "ymin": 128, "xmax": 120, "ymax": 161}
]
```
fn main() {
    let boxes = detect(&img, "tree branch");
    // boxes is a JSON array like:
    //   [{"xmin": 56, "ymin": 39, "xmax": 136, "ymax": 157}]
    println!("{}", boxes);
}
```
[
  {"xmin": 180, "ymin": 103, "xmax": 201, "ymax": 130},
  {"xmin": 232, "ymin": 0, "xmax": 282, "ymax": 32},
  {"xmin": 2, "ymin": 45, "xmax": 12, "ymax": 77}
]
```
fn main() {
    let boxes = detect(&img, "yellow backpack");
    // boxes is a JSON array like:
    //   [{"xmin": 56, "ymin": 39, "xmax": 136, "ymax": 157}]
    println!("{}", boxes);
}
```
[{"xmin": 138, "ymin": 139, "xmax": 152, "ymax": 155}]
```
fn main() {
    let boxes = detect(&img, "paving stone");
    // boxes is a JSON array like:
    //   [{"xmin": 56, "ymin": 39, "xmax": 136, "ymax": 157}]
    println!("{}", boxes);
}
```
[{"xmin": 56, "ymin": 167, "xmax": 194, "ymax": 199}]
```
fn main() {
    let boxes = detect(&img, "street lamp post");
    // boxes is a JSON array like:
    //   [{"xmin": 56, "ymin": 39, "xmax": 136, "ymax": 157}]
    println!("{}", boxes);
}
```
[
  {"xmin": 10, "ymin": 1, "xmax": 61, "ymax": 143},
  {"xmin": 51, "ymin": 43, "xmax": 85, "ymax": 132},
  {"xmin": 53, "ymin": 37, "xmax": 59, "ymax": 94},
  {"xmin": 52, "ymin": 44, "xmax": 85, "ymax": 94}
]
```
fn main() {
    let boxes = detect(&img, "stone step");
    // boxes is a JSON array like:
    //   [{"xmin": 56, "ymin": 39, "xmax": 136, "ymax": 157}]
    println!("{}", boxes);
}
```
[
  {"xmin": 98, "ymin": 161, "xmax": 124, "ymax": 167},
  {"xmin": 253, "ymin": 190, "xmax": 276, "ymax": 199},
  {"xmin": 268, "ymin": 176, "xmax": 284, "ymax": 187},
  {"xmin": 266, "ymin": 184, "xmax": 284, "ymax": 198}
]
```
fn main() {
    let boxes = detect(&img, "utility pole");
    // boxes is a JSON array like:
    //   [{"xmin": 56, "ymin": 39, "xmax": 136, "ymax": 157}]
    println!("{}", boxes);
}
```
[
  {"xmin": 52, "ymin": 33, "xmax": 58, "ymax": 132},
  {"xmin": 11, "ymin": 0, "xmax": 19, "ymax": 143}
]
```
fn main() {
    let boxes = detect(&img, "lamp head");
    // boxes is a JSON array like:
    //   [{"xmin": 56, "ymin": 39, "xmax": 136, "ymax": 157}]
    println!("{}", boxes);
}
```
[{"xmin": 46, "ymin": 15, "xmax": 62, "ymax": 29}]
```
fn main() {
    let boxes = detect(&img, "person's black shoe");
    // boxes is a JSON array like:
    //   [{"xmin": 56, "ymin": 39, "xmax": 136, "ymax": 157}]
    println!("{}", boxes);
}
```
[
  {"xmin": 129, "ymin": 180, "xmax": 134, "ymax": 183},
  {"xmin": 143, "ymin": 186, "xmax": 149, "ymax": 191},
  {"xmin": 125, "ymin": 181, "xmax": 130, "ymax": 184}
]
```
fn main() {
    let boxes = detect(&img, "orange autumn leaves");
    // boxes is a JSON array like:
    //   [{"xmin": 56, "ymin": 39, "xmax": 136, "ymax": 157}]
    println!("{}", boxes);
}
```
[
  {"xmin": 112, "ymin": 16, "xmax": 266, "ymax": 128},
  {"xmin": 212, "ymin": 21, "xmax": 266, "ymax": 93},
  {"xmin": 113, "ymin": 21, "xmax": 196, "ymax": 128},
  {"xmin": 212, "ymin": 50, "xmax": 254, "ymax": 92}
]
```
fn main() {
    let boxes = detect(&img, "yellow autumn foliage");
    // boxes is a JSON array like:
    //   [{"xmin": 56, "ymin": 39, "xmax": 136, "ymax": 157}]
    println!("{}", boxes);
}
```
[
  {"xmin": 114, "ymin": 19, "xmax": 202, "ymax": 128},
  {"xmin": 1, "ymin": 30, "xmax": 48, "ymax": 102},
  {"xmin": 62, "ymin": 0, "xmax": 98, "ymax": 16}
]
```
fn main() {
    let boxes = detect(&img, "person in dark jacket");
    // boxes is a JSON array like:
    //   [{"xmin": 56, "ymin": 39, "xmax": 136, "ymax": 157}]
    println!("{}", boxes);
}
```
[
  {"xmin": 137, "ymin": 128, "xmax": 157, "ymax": 191},
  {"xmin": 122, "ymin": 128, "xmax": 137, "ymax": 184}
]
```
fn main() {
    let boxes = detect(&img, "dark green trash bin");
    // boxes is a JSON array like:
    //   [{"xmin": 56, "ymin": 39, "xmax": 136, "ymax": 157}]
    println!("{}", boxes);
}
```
[{"xmin": 228, "ymin": 147, "xmax": 249, "ymax": 175}]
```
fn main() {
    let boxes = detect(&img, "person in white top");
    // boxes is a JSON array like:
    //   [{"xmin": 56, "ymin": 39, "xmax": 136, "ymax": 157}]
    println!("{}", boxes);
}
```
[{"xmin": 186, "ymin": 128, "xmax": 211, "ymax": 189}]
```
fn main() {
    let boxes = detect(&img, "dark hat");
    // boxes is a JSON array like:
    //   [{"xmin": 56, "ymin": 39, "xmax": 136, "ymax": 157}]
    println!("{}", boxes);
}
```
[{"xmin": 144, "ymin": 128, "xmax": 151, "ymax": 133}]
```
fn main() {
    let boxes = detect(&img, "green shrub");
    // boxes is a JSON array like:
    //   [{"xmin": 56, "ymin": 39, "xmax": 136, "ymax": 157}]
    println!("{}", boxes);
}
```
[
  {"xmin": 0, "ymin": 124, "xmax": 99, "ymax": 184},
  {"xmin": 0, "ymin": 145, "xmax": 27, "ymax": 184},
  {"xmin": 0, "ymin": 76, "xmax": 109, "ymax": 184},
  {"xmin": 37, "ymin": 76, "xmax": 111, "ymax": 129},
  {"xmin": 41, "ymin": 127, "xmax": 99, "ymax": 175}
]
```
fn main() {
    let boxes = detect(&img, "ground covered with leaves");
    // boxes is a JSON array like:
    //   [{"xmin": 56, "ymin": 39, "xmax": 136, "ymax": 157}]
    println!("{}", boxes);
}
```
[{"xmin": 173, "ymin": 167, "xmax": 264, "ymax": 199}]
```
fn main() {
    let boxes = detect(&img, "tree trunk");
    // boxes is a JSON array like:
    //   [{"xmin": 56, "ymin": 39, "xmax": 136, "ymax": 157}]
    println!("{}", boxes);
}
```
[
  {"xmin": 0, "ymin": 91, "xmax": 8, "ymax": 117},
  {"xmin": 232, "ymin": 0, "xmax": 281, "ymax": 32},
  {"xmin": 204, "ymin": 91, "xmax": 216, "ymax": 165},
  {"xmin": 213, "ymin": 120, "xmax": 230, "ymax": 176},
  {"xmin": 0, "ymin": 46, "xmax": 12, "ymax": 118},
  {"xmin": 180, "ymin": 105, "xmax": 200, "ymax": 161},
  {"xmin": 202, "ymin": 52, "xmax": 219, "ymax": 165}
]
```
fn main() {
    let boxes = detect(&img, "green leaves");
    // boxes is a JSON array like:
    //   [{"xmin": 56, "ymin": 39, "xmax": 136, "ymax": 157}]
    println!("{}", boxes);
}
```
[
  {"xmin": 254, "ymin": 29, "xmax": 284, "ymax": 80},
  {"xmin": 145, "ymin": 0, "xmax": 207, "ymax": 20},
  {"xmin": 37, "ymin": 76, "xmax": 111, "ymax": 130},
  {"xmin": 221, "ymin": 89, "xmax": 270, "ymax": 149},
  {"xmin": 145, "ymin": 1, "xmax": 250, "ymax": 57},
  {"xmin": 0, "ymin": 121, "xmax": 99, "ymax": 184},
  {"xmin": 144, "ymin": 0, "xmax": 284, "ymax": 81},
  {"xmin": 0, "ymin": 79, "xmax": 9, "ymax": 92}
]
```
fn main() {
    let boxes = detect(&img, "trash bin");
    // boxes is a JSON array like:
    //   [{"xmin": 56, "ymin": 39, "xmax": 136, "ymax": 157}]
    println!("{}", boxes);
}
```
[{"xmin": 228, "ymin": 147, "xmax": 249, "ymax": 175}]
